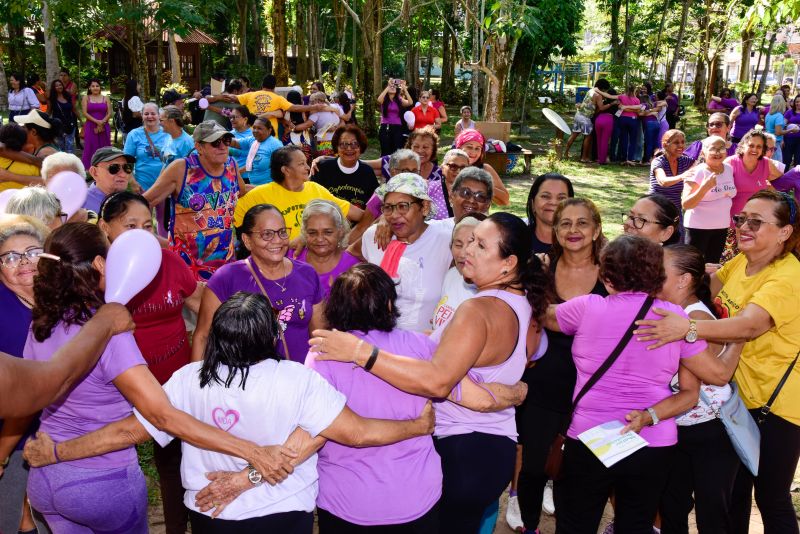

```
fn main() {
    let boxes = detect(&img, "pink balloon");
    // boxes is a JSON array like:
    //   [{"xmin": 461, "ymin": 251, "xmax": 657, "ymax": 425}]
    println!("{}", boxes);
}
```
[
  {"xmin": 47, "ymin": 171, "xmax": 87, "ymax": 218},
  {"xmin": 199, "ymin": 98, "xmax": 209, "ymax": 110},
  {"xmin": 0, "ymin": 189, "xmax": 19, "ymax": 213},
  {"xmin": 104, "ymin": 229, "xmax": 162, "ymax": 305}
]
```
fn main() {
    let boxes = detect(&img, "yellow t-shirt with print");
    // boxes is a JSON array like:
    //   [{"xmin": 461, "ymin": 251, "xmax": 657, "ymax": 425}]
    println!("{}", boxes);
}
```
[
  {"xmin": 715, "ymin": 252, "xmax": 800, "ymax": 425},
  {"xmin": 233, "ymin": 181, "xmax": 351, "ymax": 240},
  {"xmin": 237, "ymin": 90, "xmax": 292, "ymax": 133},
  {"xmin": 0, "ymin": 157, "xmax": 40, "ymax": 192}
]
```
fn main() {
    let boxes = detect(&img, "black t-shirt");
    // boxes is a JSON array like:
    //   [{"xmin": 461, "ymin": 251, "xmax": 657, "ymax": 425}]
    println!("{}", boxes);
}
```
[
  {"xmin": 522, "ymin": 264, "xmax": 608, "ymax": 413},
  {"xmin": 530, "ymin": 227, "xmax": 552, "ymax": 254},
  {"xmin": 312, "ymin": 159, "xmax": 379, "ymax": 209}
]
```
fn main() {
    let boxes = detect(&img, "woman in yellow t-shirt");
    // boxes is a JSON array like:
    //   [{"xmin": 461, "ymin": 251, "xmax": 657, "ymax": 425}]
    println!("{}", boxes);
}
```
[
  {"xmin": 636, "ymin": 189, "xmax": 800, "ymax": 533},
  {"xmin": 0, "ymin": 124, "xmax": 43, "ymax": 191}
]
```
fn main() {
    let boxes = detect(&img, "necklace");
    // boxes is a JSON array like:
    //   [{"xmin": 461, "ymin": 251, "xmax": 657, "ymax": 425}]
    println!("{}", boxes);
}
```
[
  {"xmin": 14, "ymin": 292, "xmax": 34, "ymax": 309},
  {"xmin": 264, "ymin": 258, "xmax": 288, "ymax": 293}
]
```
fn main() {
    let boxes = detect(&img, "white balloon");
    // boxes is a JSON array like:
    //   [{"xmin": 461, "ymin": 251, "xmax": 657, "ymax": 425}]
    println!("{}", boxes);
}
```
[
  {"xmin": 47, "ymin": 171, "xmax": 88, "ymax": 218},
  {"xmin": 104, "ymin": 229, "xmax": 163, "ymax": 305},
  {"xmin": 403, "ymin": 110, "xmax": 416, "ymax": 129}
]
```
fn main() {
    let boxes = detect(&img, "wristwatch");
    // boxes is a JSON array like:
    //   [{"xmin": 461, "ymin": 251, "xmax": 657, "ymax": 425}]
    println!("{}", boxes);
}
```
[
  {"xmin": 646, "ymin": 407, "xmax": 660, "ymax": 426},
  {"xmin": 246, "ymin": 464, "xmax": 263, "ymax": 486},
  {"xmin": 684, "ymin": 319, "xmax": 698, "ymax": 343}
]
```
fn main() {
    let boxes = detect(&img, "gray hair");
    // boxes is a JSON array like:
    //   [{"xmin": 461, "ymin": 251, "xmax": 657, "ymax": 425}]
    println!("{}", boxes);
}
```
[
  {"xmin": 443, "ymin": 148, "xmax": 469, "ymax": 163},
  {"xmin": 452, "ymin": 166, "xmax": 494, "ymax": 200},
  {"xmin": 6, "ymin": 187, "xmax": 63, "ymax": 226},
  {"xmin": 763, "ymin": 132, "xmax": 777, "ymax": 144},
  {"xmin": 142, "ymin": 102, "xmax": 159, "ymax": 114},
  {"xmin": 40, "ymin": 152, "xmax": 86, "ymax": 181},
  {"xmin": 388, "ymin": 149, "xmax": 420, "ymax": 172},
  {"xmin": 0, "ymin": 216, "xmax": 48, "ymax": 250},
  {"xmin": 161, "ymin": 105, "xmax": 185, "ymax": 127},
  {"xmin": 309, "ymin": 91, "xmax": 328, "ymax": 104},
  {"xmin": 301, "ymin": 199, "xmax": 349, "ymax": 248},
  {"xmin": 451, "ymin": 215, "xmax": 482, "ymax": 246}
]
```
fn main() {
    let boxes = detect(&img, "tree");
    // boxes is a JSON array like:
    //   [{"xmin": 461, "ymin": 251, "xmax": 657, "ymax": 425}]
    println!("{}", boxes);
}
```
[
  {"xmin": 666, "ymin": 0, "xmax": 690, "ymax": 82},
  {"xmin": 271, "ymin": 0, "xmax": 289, "ymax": 84}
]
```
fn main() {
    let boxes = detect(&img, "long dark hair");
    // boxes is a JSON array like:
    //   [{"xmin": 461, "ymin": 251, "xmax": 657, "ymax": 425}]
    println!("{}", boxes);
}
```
[
  {"xmin": 286, "ymin": 90, "xmax": 305, "ymax": 125},
  {"xmin": 639, "ymin": 193, "xmax": 680, "ymax": 245},
  {"xmin": 48, "ymin": 79, "xmax": 66, "ymax": 110},
  {"xmin": 325, "ymin": 264, "xmax": 400, "ymax": 333},
  {"xmin": 381, "ymin": 83, "xmax": 403, "ymax": 117},
  {"xmin": 199, "ymin": 292, "xmax": 281, "ymax": 389},
  {"xmin": 488, "ymin": 212, "xmax": 553, "ymax": 322},
  {"xmin": 9, "ymin": 72, "xmax": 26, "ymax": 90},
  {"xmin": 663, "ymin": 244, "xmax": 715, "ymax": 313},
  {"xmin": 32, "ymin": 223, "xmax": 108, "ymax": 342},
  {"xmin": 123, "ymin": 79, "xmax": 139, "ymax": 104}
]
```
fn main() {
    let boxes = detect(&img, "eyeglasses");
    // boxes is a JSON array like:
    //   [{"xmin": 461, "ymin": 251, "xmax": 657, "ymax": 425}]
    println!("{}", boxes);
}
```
[
  {"xmin": 731, "ymin": 215, "xmax": 780, "ymax": 232},
  {"xmin": 338, "ymin": 141, "xmax": 360, "ymax": 150},
  {"xmin": 622, "ymin": 213, "xmax": 661, "ymax": 229},
  {"xmin": 707, "ymin": 121, "xmax": 726, "ymax": 128},
  {"xmin": 0, "ymin": 247, "xmax": 44, "ymax": 269},
  {"xmin": 103, "ymin": 163, "xmax": 134, "ymax": 175},
  {"xmin": 445, "ymin": 163, "xmax": 468, "ymax": 172},
  {"xmin": 249, "ymin": 227, "xmax": 290, "ymax": 241},
  {"xmin": 381, "ymin": 201, "xmax": 421, "ymax": 216},
  {"xmin": 206, "ymin": 137, "xmax": 232, "ymax": 148},
  {"xmin": 454, "ymin": 187, "xmax": 490, "ymax": 204}
]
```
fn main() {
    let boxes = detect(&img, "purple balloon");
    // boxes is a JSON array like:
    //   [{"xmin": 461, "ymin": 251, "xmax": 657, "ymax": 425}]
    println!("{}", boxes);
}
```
[
  {"xmin": 47, "ymin": 171, "xmax": 88, "ymax": 218},
  {"xmin": 104, "ymin": 229, "xmax": 162, "ymax": 305},
  {"xmin": 0, "ymin": 189, "xmax": 19, "ymax": 214}
]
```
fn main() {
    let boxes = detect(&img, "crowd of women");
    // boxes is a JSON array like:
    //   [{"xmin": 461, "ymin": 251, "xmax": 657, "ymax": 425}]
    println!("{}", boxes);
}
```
[{"xmin": 0, "ymin": 72, "xmax": 798, "ymax": 534}]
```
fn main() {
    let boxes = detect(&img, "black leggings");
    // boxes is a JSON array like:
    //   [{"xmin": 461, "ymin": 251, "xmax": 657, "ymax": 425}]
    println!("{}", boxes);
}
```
[
  {"xmin": 516, "ymin": 403, "xmax": 570, "ymax": 530},
  {"xmin": 659, "ymin": 419, "xmax": 741, "ymax": 534},
  {"xmin": 555, "ymin": 439, "xmax": 674, "ymax": 534},
  {"xmin": 317, "ymin": 503, "xmax": 439, "ymax": 533},
  {"xmin": 434, "ymin": 433, "xmax": 516, "ymax": 533},
  {"xmin": 189, "ymin": 510, "xmax": 313, "ymax": 534},
  {"xmin": 379, "ymin": 123, "xmax": 405, "ymax": 156},
  {"xmin": 683, "ymin": 227, "xmax": 728, "ymax": 264},
  {"xmin": 730, "ymin": 410, "xmax": 800, "ymax": 534}
]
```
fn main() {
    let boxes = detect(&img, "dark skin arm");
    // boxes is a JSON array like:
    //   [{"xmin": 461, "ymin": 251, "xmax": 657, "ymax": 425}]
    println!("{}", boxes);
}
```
[
  {"xmin": 0, "ymin": 147, "xmax": 42, "ymax": 168},
  {"xmin": 0, "ymin": 304, "xmax": 134, "ymax": 418}
]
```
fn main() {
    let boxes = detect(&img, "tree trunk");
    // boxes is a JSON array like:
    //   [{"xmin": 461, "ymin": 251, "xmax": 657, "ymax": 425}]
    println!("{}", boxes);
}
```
[
  {"xmin": 471, "ymin": 14, "xmax": 480, "ymax": 116},
  {"xmin": 751, "ymin": 34, "xmax": 766, "ymax": 93},
  {"xmin": 0, "ymin": 47, "xmax": 8, "ymax": 111},
  {"xmin": 756, "ymin": 33, "xmax": 776, "ymax": 97},
  {"xmin": 271, "ymin": 0, "xmax": 289, "ymax": 84},
  {"xmin": 693, "ymin": 54, "xmax": 707, "ymax": 107},
  {"xmin": 667, "ymin": 0, "xmax": 690, "ymax": 82},
  {"xmin": 237, "ymin": 0, "xmax": 248, "ymax": 65},
  {"xmin": 485, "ymin": 35, "xmax": 512, "ymax": 121},
  {"xmin": 296, "ymin": 3, "xmax": 308, "ymax": 84},
  {"xmin": 707, "ymin": 53, "xmax": 722, "ymax": 98},
  {"xmin": 252, "ymin": 0, "xmax": 265, "ymax": 67},
  {"xmin": 41, "ymin": 0, "xmax": 61, "ymax": 86},
  {"xmin": 168, "ymin": 32, "xmax": 180, "ymax": 84},
  {"xmin": 648, "ymin": 0, "xmax": 669, "ymax": 80},
  {"xmin": 359, "ymin": 0, "xmax": 381, "ymax": 135},
  {"xmin": 739, "ymin": 28, "xmax": 752, "ymax": 83},
  {"xmin": 334, "ymin": 17, "xmax": 347, "ymax": 91},
  {"xmin": 441, "ymin": 17, "xmax": 452, "ymax": 97},
  {"xmin": 692, "ymin": 2, "xmax": 710, "ymax": 107},
  {"xmin": 8, "ymin": 23, "xmax": 25, "ymax": 73},
  {"xmin": 424, "ymin": 38, "xmax": 434, "ymax": 88},
  {"xmin": 609, "ymin": 0, "xmax": 624, "ymax": 65},
  {"xmin": 315, "ymin": 1, "xmax": 324, "ymax": 79}
]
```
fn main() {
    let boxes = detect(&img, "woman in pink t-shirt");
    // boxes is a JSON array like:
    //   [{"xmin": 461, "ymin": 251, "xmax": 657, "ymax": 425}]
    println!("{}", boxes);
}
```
[
  {"xmin": 543, "ymin": 235, "xmax": 743, "ymax": 533},
  {"xmin": 617, "ymin": 86, "xmax": 643, "ymax": 166}
]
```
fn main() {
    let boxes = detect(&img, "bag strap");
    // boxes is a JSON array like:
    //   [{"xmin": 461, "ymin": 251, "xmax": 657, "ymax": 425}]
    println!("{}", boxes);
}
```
[
  {"xmin": 564, "ymin": 295, "xmax": 655, "ymax": 430},
  {"xmin": 143, "ymin": 128, "xmax": 160, "ymax": 159},
  {"xmin": 245, "ymin": 257, "xmax": 292, "ymax": 361},
  {"xmin": 759, "ymin": 349, "xmax": 800, "ymax": 422}
]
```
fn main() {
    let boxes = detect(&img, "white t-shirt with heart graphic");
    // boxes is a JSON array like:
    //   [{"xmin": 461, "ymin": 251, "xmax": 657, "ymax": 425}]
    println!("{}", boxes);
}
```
[{"xmin": 135, "ymin": 359, "xmax": 345, "ymax": 520}]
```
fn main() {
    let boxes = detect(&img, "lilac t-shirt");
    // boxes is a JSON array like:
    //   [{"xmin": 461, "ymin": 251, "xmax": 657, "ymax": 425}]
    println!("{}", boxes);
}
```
[
  {"xmin": 709, "ymin": 98, "xmax": 739, "ymax": 111},
  {"xmin": 207, "ymin": 258, "xmax": 323, "ymax": 363},
  {"xmin": 295, "ymin": 249, "xmax": 361, "ymax": 297},
  {"xmin": 24, "ymin": 324, "xmax": 146, "ymax": 468},
  {"xmin": 684, "ymin": 163, "xmax": 737, "ymax": 229},
  {"xmin": 83, "ymin": 183, "xmax": 108, "ymax": 214},
  {"xmin": 556, "ymin": 292, "xmax": 707, "ymax": 447},
  {"xmin": 307, "ymin": 329, "xmax": 442, "ymax": 525}
]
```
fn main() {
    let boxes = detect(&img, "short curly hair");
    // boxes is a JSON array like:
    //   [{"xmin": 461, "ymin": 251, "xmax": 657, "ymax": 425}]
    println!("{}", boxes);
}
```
[
  {"xmin": 405, "ymin": 126, "xmax": 440, "ymax": 162},
  {"xmin": 600, "ymin": 234, "xmax": 665, "ymax": 295},
  {"xmin": 332, "ymin": 124, "xmax": 368, "ymax": 153}
]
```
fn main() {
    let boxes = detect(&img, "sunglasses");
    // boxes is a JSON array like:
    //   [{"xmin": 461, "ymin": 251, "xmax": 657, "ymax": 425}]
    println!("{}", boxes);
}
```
[
  {"xmin": 454, "ymin": 187, "xmax": 490, "ymax": 203},
  {"xmin": 732, "ymin": 215, "xmax": 780, "ymax": 232},
  {"xmin": 207, "ymin": 137, "xmax": 232, "ymax": 148},
  {"xmin": 102, "ymin": 163, "xmax": 133, "ymax": 175}
]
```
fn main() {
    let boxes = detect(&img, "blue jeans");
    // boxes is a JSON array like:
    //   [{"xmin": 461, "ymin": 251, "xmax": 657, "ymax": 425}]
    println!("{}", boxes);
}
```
[
  {"xmin": 617, "ymin": 116, "xmax": 640, "ymax": 162},
  {"xmin": 643, "ymin": 120, "xmax": 661, "ymax": 162},
  {"xmin": 57, "ymin": 132, "xmax": 75, "ymax": 154}
]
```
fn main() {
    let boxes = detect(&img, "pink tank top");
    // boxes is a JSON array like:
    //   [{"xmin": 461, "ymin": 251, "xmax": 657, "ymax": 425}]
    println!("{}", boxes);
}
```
[
  {"xmin": 433, "ymin": 288, "xmax": 532, "ymax": 440},
  {"xmin": 729, "ymin": 156, "xmax": 770, "ymax": 225}
]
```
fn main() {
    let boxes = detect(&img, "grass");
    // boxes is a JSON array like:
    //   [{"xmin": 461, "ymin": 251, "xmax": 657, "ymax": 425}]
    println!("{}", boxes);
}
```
[{"xmin": 137, "ymin": 441, "xmax": 161, "ymax": 505}]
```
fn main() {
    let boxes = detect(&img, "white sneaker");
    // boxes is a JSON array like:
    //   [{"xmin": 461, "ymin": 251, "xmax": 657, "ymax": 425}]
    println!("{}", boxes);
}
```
[
  {"xmin": 542, "ymin": 481, "xmax": 555, "ymax": 515},
  {"xmin": 506, "ymin": 494, "xmax": 524, "ymax": 531}
]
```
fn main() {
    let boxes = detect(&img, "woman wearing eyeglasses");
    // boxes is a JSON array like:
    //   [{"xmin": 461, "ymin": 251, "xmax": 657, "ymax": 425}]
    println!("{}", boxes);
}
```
[
  {"xmin": 635, "ymin": 189, "xmax": 800, "ymax": 534},
  {"xmin": 193, "ymin": 203, "xmax": 324, "ymax": 363},
  {"xmin": 623, "ymin": 193, "xmax": 680, "ymax": 245},
  {"xmin": 311, "ymin": 125, "xmax": 379, "ymax": 209},
  {"xmin": 144, "ymin": 121, "xmax": 250, "ymax": 282},
  {"xmin": 0, "ymin": 217, "xmax": 49, "ymax": 534}
]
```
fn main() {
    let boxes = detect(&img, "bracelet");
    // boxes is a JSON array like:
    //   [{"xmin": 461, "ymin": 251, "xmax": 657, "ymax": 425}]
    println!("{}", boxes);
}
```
[
  {"xmin": 363, "ymin": 345, "xmax": 379, "ymax": 372},
  {"xmin": 53, "ymin": 442, "xmax": 61, "ymax": 463}
]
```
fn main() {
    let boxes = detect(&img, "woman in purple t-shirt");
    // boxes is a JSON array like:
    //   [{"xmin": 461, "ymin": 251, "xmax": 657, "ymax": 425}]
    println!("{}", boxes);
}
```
[
  {"xmin": 783, "ymin": 96, "xmax": 800, "ymax": 167},
  {"xmin": 297, "ymin": 199, "xmax": 361, "ymax": 297},
  {"xmin": 543, "ymin": 235, "xmax": 743, "ymax": 533},
  {"xmin": 377, "ymin": 78, "xmax": 413, "ymax": 156},
  {"xmin": 730, "ymin": 93, "xmax": 763, "ymax": 143}
]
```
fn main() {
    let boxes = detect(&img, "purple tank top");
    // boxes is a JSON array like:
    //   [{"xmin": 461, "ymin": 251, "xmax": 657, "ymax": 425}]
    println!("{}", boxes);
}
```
[
  {"xmin": 731, "ymin": 107, "xmax": 760, "ymax": 138},
  {"xmin": 433, "ymin": 288, "xmax": 532, "ymax": 440}
]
